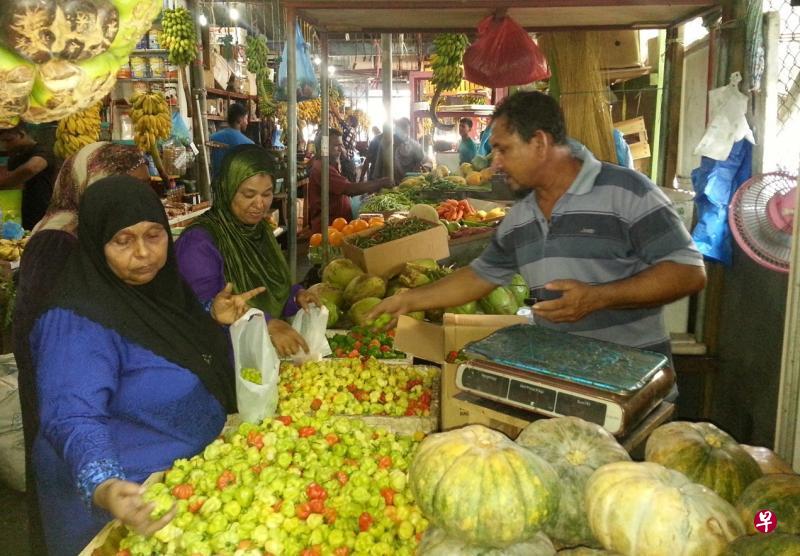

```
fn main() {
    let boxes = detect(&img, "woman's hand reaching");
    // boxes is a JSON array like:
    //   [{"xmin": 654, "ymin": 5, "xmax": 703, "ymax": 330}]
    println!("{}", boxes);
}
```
[
  {"xmin": 93, "ymin": 478, "xmax": 176, "ymax": 537},
  {"xmin": 268, "ymin": 319, "xmax": 309, "ymax": 357},
  {"xmin": 211, "ymin": 283, "xmax": 267, "ymax": 324},
  {"xmin": 295, "ymin": 288, "xmax": 321, "ymax": 312}
]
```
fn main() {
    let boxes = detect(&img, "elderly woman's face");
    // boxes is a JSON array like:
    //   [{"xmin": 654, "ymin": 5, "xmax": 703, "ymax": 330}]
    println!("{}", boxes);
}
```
[
  {"xmin": 231, "ymin": 173, "xmax": 274, "ymax": 226},
  {"xmin": 104, "ymin": 221, "xmax": 168, "ymax": 286}
]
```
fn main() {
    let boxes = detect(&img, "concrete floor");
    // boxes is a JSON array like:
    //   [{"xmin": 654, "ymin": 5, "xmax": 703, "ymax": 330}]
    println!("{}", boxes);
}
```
[{"xmin": 0, "ymin": 483, "xmax": 31, "ymax": 556}]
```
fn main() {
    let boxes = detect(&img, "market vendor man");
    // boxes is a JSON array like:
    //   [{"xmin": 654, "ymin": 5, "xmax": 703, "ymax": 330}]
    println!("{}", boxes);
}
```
[
  {"xmin": 458, "ymin": 117, "xmax": 478, "ymax": 164},
  {"xmin": 369, "ymin": 91, "xmax": 706, "ymax": 363},
  {"xmin": 308, "ymin": 128, "xmax": 390, "ymax": 233}
]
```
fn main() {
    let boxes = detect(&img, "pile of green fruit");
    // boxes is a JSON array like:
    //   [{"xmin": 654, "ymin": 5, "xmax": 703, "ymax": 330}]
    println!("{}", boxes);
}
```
[
  {"xmin": 327, "ymin": 326, "xmax": 406, "ymax": 360},
  {"xmin": 118, "ymin": 416, "xmax": 428, "ymax": 555},
  {"xmin": 241, "ymin": 367, "xmax": 262, "ymax": 385},
  {"xmin": 160, "ymin": 7, "xmax": 197, "ymax": 66},
  {"xmin": 348, "ymin": 219, "xmax": 436, "ymax": 249},
  {"xmin": 279, "ymin": 359, "xmax": 435, "ymax": 418}
]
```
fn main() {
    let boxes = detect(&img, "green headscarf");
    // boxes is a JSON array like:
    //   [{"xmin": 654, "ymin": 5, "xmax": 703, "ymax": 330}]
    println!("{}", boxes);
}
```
[{"xmin": 191, "ymin": 144, "xmax": 291, "ymax": 317}]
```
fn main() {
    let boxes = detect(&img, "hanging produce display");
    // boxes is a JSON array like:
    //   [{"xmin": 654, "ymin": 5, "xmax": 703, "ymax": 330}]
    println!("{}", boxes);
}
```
[
  {"xmin": 159, "ymin": 7, "xmax": 197, "ymax": 66},
  {"xmin": 428, "ymin": 33, "xmax": 469, "ymax": 130},
  {"xmin": 0, "ymin": 0, "xmax": 162, "ymax": 126},
  {"xmin": 53, "ymin": 102, "xmax": 102, "ymax": 159},
  {"xmin": 131, "ymin": 91, "xmax": 171, "ymax": 179},
  {"xmin": 245, "ymin": 35, "xmax": 276, "ymax": 118}
]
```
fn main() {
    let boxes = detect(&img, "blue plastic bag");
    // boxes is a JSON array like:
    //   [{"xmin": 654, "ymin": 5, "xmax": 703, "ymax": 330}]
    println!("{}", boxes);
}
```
[
  {"xmin": 276, "ymin": 23, "xmax": 319, "ymax": 101},
  {"xmin": 171, "ymin": 112, "xmax": 192, "ymax": 147}
]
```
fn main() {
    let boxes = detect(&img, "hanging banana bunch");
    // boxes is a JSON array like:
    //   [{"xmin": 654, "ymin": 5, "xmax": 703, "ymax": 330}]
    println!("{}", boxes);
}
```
[
  {"xmin": 131, "ymin": 92, "xmax": 171, "ymax": 180},
  {"xmin": 245, "ymin": 35, "xmax": 276, "ymax": 118},
  {"xmin": 429, "ymin": 33, "xmax": 469, "ymax": 130},
  {"xmin": 54, "ymin": 103, "xmax": 102, "ymax": 159}
]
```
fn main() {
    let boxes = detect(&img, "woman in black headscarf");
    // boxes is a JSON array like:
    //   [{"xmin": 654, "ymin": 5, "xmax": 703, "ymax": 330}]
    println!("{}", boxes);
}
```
[{"xmin": 28, "ymin": 176, "xmax": 262, "ymax": 555}]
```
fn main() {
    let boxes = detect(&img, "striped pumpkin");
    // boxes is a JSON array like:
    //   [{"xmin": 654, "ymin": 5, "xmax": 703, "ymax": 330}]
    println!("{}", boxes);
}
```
[
  {"xmin": 586, "ymin": 461, "xmax": 745, "ymax": 556},
  {"xmin": 724, "ymin": 533, "xmax": 800, "ymax": 555},
  {"xmin": 418, "ymin": 527, "xmax": 556, "ymax": 555},
  {"xmin": 736, "ymin": 474, "xmax": 800, "ymax": 535},
  {"xmin": 409, "ymin": 424, "xmax": 559, "ymax": 548},
  {"xmin": 517, "ymin": 416, "xmax": 630, "ymax": 548},
  {"xmin": 645, "ymin": 421, "xmax": 762, "ymax": 504},
  {"xmin": 740, "ymin": 445, "xmax": 795, "ymax": 475}
]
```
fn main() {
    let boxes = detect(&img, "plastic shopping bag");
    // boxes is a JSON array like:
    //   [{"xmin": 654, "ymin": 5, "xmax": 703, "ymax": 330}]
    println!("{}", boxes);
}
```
[
  {"xmin": 291, "ymin": 305, "xmax": 332, "ymax": 363},
  {"xmin": 276, "ymin": 23, "xmax": 319, "ymax": 101},
  {"xmin": 463, "ymin": 15, "xmax": 550, "ymax": 88},
  {"xmin": 231, "ymin": 309, "xmax": 280, "ymax": 423}
]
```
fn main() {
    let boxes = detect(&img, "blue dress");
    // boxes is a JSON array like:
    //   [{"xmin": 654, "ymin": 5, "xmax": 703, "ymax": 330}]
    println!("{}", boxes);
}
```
[{"xmin": 30, "ymin": 308, "xmax": 227, "ymax": 556}]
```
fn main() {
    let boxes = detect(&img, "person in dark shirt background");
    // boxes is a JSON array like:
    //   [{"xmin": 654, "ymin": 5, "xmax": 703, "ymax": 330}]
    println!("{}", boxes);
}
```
[{"xmin": 0, "ymin": 124, "xmax": 56, "ymax": 230}]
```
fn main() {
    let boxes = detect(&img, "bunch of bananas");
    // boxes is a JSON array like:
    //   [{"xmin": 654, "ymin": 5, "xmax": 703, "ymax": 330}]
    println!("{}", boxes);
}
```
[
  {"xmin": 54, "ymin": 103, "xmax": 102, "ymax": 159},
  {"xmin": 131, "ymin": 92, "xmax": 171, "ymax": 153},
  {"xmin": 431, "ymin": 34, "xmax": 470, "ymax": 91},
  {"xmin": 160, "ymin": 7, "xmax": 196, "ymax": 66},
  {"xmin": 0, "ymin": 238, "xmax": 26, "ymax": 262},
  {"xmin": 245, "ymin": 35, "xmax": 276, "ymax": 118}
]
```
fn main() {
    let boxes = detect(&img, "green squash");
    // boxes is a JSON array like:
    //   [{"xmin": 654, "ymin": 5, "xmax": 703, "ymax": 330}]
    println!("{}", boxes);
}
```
[
  {"xmin": 740, "ymin": 445, "xmax": 795, "ymax": 475},
  {"xmin": 586, "ymin": 461, "xmax": 745, "ymax": 556},
  {"xmin": 645, "ymin": 421, "xmax": 762, "ymax": 504},
  {"xmin": 409, "ymin": 424, "xmax": 559, "ymax": 548},
  {"xmin": 724, "ymin": 533, "xmax": 800, "ymax": 556},
  {"xmin": 736, "ymin": 474, "xmax": 800, "ymax": 535},
  {"xmin": 558, "ymin": 549, "xmax": 621, "ymax": 555},
  {"xmin": 418, "ymin": 527, "xmax": 555, "ymax": 555},
  {"xmin": 517, "ymin": 417, "xmax": 631, "ymax": 548}
]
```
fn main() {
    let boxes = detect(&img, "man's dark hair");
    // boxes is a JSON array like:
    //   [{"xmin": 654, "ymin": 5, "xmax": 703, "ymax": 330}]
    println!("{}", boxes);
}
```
[
  {"xmin": 459, "ymin": 117, "xmax": 473, "ymax": 129},
  {"xmin": 227, "ymin": 102, "xmax": 248, "ymax": 127},
  {"xmin": 492, "ymin": 91, "xmax": 567, "ymax": 145},
  {"xmin": 314, "ymin": 128, "xmax": 343, "ymax": 158}
]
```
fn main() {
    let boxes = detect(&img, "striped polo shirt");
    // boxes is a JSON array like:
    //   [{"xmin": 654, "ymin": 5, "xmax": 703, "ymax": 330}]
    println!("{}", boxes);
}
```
[{"xmin": 471, "ymin": 143, "xmax": 704, "ymax": 353}]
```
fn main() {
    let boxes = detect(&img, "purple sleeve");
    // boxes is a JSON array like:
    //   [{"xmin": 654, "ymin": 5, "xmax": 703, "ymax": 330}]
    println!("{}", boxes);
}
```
[
  {"xmin": 175, "ymin": 227, "xmax": 227, "ymax": 304},
  {"xmin": 282, "ymin": 284, "xmax": 304, "ymax": 318}
]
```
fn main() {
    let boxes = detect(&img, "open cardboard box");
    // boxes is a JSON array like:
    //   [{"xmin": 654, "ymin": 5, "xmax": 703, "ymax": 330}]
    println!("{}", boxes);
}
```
[
  {"xmin": 394, "ymin": 313, "xmax": 526, "ymax": 432},
  {"xmin": 341, "ymin": 224, "xmax": 450, "ymax": 278}
]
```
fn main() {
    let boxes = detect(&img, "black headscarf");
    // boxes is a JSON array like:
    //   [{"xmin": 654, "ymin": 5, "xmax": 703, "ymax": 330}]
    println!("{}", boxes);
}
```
[{"xmin": 49, "ymin": 176, "xmax": 236, "ymax": 412}]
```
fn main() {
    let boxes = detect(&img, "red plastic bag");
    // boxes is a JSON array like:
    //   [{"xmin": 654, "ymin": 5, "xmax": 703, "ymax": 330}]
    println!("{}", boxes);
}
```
[{"xmin": 463, "ymin": 15, "xmax": 550, "ymax": 88}]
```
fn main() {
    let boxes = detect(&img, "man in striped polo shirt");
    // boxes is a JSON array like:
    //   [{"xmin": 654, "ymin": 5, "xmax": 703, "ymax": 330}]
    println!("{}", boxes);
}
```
[{"xmin": 370, "ymin": 91, "xmax": 706, "ymax": 363}]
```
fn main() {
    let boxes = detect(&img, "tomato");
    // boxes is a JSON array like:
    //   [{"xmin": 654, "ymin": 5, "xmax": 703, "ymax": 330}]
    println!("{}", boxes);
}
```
[
  {"xmin": 171, "ymin": 483, "xmax": 194, "ymax": 500},
  {"xmin": 380, "ymin": 345, "xmax": 391, "ymax": 352},
  {"xmin": 353, "ymin": 341, "xmax": 362, "ymax": 350},
  {"xmin": 347, "ymin": 349, "xmax": 360, "ymax": 359},
  {"xmin": 296, "ymin": 502, "xmax": 312, "ymax": 520},
  {"xmin": 334, "ymin": 348, "xmax": 345, "ymax": 358},
  {"xmin": 358, "ymin": 511, "xmax": 374, "ymax": 532},
  {"xmin": 378, "ymin": 456, "xmax": 392, "ymax": 469},
  {"xmin": 334, "ymin": 471, "xmax": 349, "ymax": 485},
  {"xmin": 276, "ymin": 416, "xmax": 293, "ymax": 426},
  {"xmin": 369, "ymin": 339, "xmax": 381, "ymax": 348},
  {"xmin": 380, "ymin": 487, "xmax": 395, "ymax": 506},
  {"xmin": 247, "ymin": 430, "xmax": 264, "ymax": 449},
  {"xmin": 323, "ymin": 507, "xmax": 337, "ymax": 524},
  {"xmin": 299, "ymin": 426, "xmax": 316, "ymax": 438},
  {"xmin": 309, "ymin": 498, "xmax": 325, "ymax": 514},
  {"xmin": 306, "ymin": 483, "xmax": 327, "ymax": 501},
  {"xmin": 188, "ymin": 499, "xmax": 204, "ymax": 513},
  {"xmin": 310, "ymin": 398, "xmax": 322, "ymax": 411},
  {"xmin": 325, "ymin": 433, "xmax": 339, "ymax": 446},
  {"xmin": 216, "ymin": 469, "xmax": 236, "ymax": 490},
  {"xmin": 387, "ymin": 329, "xmax": 396, "ymax": 337}
]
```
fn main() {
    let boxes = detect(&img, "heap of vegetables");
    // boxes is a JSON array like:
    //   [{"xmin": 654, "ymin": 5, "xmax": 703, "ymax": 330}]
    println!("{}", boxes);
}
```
[
  {"xmin": 348, "ymin": 218, "xmax": 436, "ymax": 249},
  {"xmin": 0, "ymin": 0, "xmax": 162, "ymax": 126},
  {"xmin": 327, "ymin": 326, "xmax": 407, "ymax": 360}
]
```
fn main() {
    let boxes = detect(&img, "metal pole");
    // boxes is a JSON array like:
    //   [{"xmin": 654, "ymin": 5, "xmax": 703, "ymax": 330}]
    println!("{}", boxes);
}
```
[
  {"xmin": 287, "ymin": 9, "xmax": 298, "ymax": 283},
  {"xmin": 381, "ymin": 33, "xmax": 394, "ymax": 183},
  {"xmin": 185, "ymin": 0, "xmax": 211, "ymax": 200},
  {"xmin": 320, "ymin": 31, "xmax": 330, "ymax": 268}
]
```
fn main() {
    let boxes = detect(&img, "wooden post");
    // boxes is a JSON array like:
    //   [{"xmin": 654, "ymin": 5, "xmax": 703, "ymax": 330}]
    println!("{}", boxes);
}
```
[
  {"xmin": 381, "ymin": 34, "xmax": 394, "ymax": 183},
  {"xmin": 320, "ymin": 30, "xmax": 330, "ymax": 268},
  {"xmin": 664, "ymin": 26, "xmax": 685, "ymax": 190},
  {"xmin": 287, "ymin": 8, "xmax": 298, "ymax": 283}
]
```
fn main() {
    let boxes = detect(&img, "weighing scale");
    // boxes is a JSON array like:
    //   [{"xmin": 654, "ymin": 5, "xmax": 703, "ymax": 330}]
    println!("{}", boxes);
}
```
[{"xmin": 455, "ymin": 325, "xmax": 675, "ymax": 436}]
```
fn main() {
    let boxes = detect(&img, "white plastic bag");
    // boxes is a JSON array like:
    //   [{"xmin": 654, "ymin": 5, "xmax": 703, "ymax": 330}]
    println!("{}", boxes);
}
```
[
  {"xmin": 0, "ymin": 370, "xmax": 24, "ymax": 491},
  {"xmin": 291, "ymin": 305, "xmax": 332, "ymax": 363},
  {"xmin": 694, "ymin": 72, "xmax": 755, "ymax": 161},
  {"xmin": 230, "ymin": 309, "xmax": 280, "ymax": 423}
]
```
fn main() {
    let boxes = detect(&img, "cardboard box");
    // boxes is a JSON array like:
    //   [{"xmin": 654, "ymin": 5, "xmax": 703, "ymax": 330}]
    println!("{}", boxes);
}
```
[
  {"xmin": 394, "ymin": 314, "xmax": 526, "ymax": 430},
  {"xmin": 598, "ymin": 31, "xmax": 641, "ymax": 69},
  {"xmin": 341, "ymin": 225, "xmax": 450, "ymax": 278}
]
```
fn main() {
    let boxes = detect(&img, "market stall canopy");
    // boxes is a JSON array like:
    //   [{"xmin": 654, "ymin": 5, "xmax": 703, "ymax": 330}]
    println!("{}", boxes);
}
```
[{"xmin": 283, "ymin": 0, "xmax": 720, "ymax": 32}]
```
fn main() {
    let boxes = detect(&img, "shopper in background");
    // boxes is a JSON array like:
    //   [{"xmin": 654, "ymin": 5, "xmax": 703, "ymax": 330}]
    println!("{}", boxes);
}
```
[
  {"xmin": 370, "ymin": 91, "xmax": 706, "ymax": 366},
  {"xmin": 374, "ymin": 117, "xmax": 427, "ymax": 183},
  {"xmin": 360, "ymin": 125, "xmax": 383, "ymax": 181},
  {"xmin": 176, "ymin": 144, "xmax": 318, "ymax": 357},
  {"xmin": 458, "ymin": 117, "xmax": 478, "ymax": 164},
  {"xmin": 30, "ymin": 177, "xmax": 262, "ymax": 555},
  {"xmin": 209, "ymin": 102, "xmax": 254, "ymax": 179},
  {"xmin": 0, "ymin": 124, "xmax": 57, "ymax": 230},
  {"xmin": 12, "ymin": 142, "xmax": 148, "ymax": 556},
  {"xmin": 308, "ymin": 129, "xmax": 390, "ymax": 233}
]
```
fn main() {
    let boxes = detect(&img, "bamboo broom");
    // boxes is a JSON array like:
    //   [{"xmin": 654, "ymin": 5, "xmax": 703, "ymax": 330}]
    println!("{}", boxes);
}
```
[{"xmin": 539, "ymin": 32, "xmax": 617, "ymax": 164}]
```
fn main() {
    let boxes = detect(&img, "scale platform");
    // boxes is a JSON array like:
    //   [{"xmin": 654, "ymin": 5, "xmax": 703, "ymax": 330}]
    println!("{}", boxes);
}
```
[{"xmin": 456, "ymin": 324, "xmax": 675, "ymax": 436}]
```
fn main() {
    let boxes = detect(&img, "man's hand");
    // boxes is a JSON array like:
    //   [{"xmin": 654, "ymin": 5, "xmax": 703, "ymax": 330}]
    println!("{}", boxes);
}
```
[
  {"xmin": 268, "ymin": 319, "xmax": 309, "ymax": 357},
  {"xmin": 295, "ymin": 288, "xmax": 320, "ymax": 312},
  {"xmin": 365, "ymin": 293, "xmax": 413, "ymax": 330},
  {"xmin": 93, "ymin": 479, "xmax": 176, "ymax": 537},
  {"xmin": 211, "ymin": 283, "xmax": 267, "ymax": 324},
  {"xmin": 532, "ymin": 279, "xmax": 602, "ymax": 323}
]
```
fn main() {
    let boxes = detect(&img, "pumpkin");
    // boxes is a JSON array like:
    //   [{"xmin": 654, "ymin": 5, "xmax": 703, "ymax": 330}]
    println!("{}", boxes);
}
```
[
  {"xmin": 516, "ymin": 416, "xmax": 630, "ymax": 548},
  {"xmin": 724, "ymin": 533, "xmax": 800, "ymax": 556},
  {"xmin": 740, "ymin": 445, "xmax": 795, "ymax": 475},
  {"xmin": 736, "ymin": 474, "xmax": 800, "ymax": 535},
  {"xmin": 0, "ymin": 0, "xmax": 162, "ymax": 126},
  {"xmin": 418, "ymin": 527, "xmax": 556, "ymax": 555},
  {"xmin": 558, "ymin": 549, "xmax": 621, "ymax": 555},
  {"xmin": 645, "ymin": 421, "xmax": 762, "ymax": 504},
  {"xmin": 586, "ymin": 461, "xmax": 745, "ymax": 556},
  {"xmin": 409, "ymin": 424, "xmax": 559, "ymax": 548}
]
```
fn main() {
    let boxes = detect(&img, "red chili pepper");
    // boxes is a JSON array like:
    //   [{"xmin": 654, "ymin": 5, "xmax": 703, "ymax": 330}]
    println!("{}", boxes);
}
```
[
  {"xmin": 323, "ymin": 507, "xmax": 337, "ymax": 524},
  {"xmin": 380, "ymin": 345, "xmax": 391, "ymax": 352},
  {"xmin": 247, "ymin": 430, "xmax": 264, "ymax": 449},
  {"xmin": 380, "ymin": 487, "xmax": 395, "ymax": 506},
  {"xmin": 299, "ymin": 426, "xmax": 316, "ymax": 438},
  {"xmin": 296, "ymin": 502, "xmax": 312, "ymax": 520},
  {"xmin": 309, "ymin": 498, "xmax": 325, "ymax": 514},
  {"xmin": 334, "ymin": 470, "xmax": 349, "ymax": 485},
  {"xmin": 188, "ymin": 498, "xmax": 205, "ymax": 513},
  {"xmin": 325, "ymin": 433, "xmax": 339, "ymax": 446},
  {"xmin": 358, "ymin": 511, "xmax": 374, "ymax": 532},
  {"xmin": 171, "ymin": 483, "xmax": 194, "ymax": 500},
  {"xmin": 306, "ymin": 483, "xmax": 327, "ymax": 501},
  {"xmin": 216, "ymin": 469, "xmax": 236, "ymax": 490},
  {"xmin": 310, "ymin": 398, "xmax": 322, "ymax": 411},
  {"xmin": 378, "ymin": 456, "xmax": 392, "ymax": 469},
  {"xmin": 276, "ymin": 416, "xmax": 293, "ymax": 426}
]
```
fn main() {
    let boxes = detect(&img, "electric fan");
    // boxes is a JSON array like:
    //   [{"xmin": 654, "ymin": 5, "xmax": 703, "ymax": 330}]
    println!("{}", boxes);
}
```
[{"xmin": 729, "ymin": 172, "xmax": 797, "ymax": 273}]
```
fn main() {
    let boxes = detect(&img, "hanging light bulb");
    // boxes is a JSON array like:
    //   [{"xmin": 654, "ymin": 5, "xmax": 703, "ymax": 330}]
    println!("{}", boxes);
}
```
[
  {"xmin": 313, "ymin": 55, "xmax": 321, "ymax": 65},
  {"xmin": 229, "ymin": 6, "xmax": 240, "ymax": 22},
  {"xmin": 198, "ymin": 13, "xmax": 208, "ymax": 26},
  {"xmin": 328, "ymin": 66, "xmax": 336, "ymax": 76}
]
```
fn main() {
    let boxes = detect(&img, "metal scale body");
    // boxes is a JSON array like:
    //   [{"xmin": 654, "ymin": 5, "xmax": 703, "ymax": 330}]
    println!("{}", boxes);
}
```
[{"xmin": 455, "ymin": 325, "xmax": 675, "ymax": 436}]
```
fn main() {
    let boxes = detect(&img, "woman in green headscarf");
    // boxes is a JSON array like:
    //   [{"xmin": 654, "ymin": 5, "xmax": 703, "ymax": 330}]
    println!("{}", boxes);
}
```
[{"xmin": 176, "ymin": 144, "xmax": 317, "ymax": 356}]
